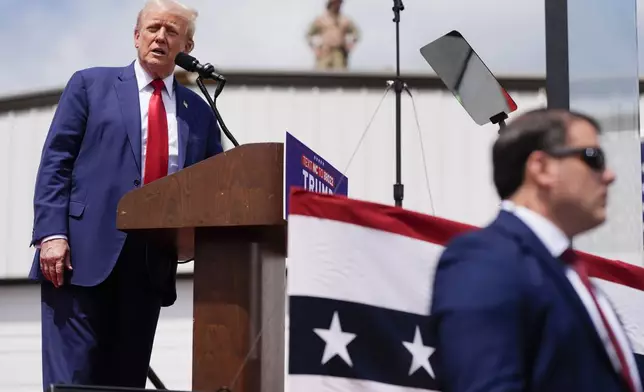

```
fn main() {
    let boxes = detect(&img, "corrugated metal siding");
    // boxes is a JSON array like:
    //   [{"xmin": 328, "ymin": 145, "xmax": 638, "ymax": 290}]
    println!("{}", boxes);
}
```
[
  {"xmin": 0, "ymin": 86, "xmax": 546, "ymax": 279},
  {"xmin": 0, "ymin": 285, "xmax": 41, "ymax": 392},
  {"xmin": 0, "ymin": 107, "xmax": 53, "ymax": 279}
]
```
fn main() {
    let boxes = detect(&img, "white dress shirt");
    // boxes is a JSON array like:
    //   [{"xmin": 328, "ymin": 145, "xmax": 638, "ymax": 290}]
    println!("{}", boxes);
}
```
[
  {"xmin": 39, "ymin": 60, "xmax": 179, "ymax": 246},
  {"xmin": 501, "ymin": 200, "xmax": 642, "ymax": 391}
]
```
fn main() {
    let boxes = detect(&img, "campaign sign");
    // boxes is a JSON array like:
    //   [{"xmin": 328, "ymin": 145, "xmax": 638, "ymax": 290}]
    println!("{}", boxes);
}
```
[{"xmin": 284, "ymin": 132, "xmax": 348, "ymax": 217}]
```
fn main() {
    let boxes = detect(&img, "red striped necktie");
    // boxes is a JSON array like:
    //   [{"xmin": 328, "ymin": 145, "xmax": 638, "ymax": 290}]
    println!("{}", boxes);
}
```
[
  {"xmin": 143, "ymin": 79, "xmax": 169, "ymax": 184},
  {"xmin": 561, "ymin": 248, "xmax": 636, "ymax": 392}
]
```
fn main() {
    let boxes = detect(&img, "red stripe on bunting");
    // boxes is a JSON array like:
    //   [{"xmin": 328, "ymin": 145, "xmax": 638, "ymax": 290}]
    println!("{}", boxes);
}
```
[{"xmin": 289, "ymin": 188, "xmax": 644, "ymax": 292}]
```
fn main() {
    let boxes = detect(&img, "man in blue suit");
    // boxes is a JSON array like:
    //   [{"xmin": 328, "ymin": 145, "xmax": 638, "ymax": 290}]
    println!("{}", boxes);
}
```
[
  {"xmin": 431, "ymin": 109, "xmax": 643, "ymax": 391},
  {"xmin": 29, "ymin": 0, "xmax": 223, "ymax": 389}
]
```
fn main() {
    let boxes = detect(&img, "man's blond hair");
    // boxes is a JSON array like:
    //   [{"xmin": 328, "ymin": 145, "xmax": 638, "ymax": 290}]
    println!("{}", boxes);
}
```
[{"xmin": 136, "ymin": 0, "xmax": 199, "ymax": 39}]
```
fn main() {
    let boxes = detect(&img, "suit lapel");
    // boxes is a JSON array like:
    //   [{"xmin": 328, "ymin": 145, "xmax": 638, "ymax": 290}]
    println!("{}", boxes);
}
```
[
  {"xmin": 114, "ymin": 63, "xmax": 142, "ymax": 173},
  {"xmin": 175, "ymin": 83, "xmax": 190, "ymax": 169},
  {"xmin": 491, "ymin": 211, "xmax": 616, "ymax": 368}
]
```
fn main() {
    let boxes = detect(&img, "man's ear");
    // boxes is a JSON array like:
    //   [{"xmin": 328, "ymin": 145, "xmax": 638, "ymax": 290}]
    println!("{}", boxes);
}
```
[
  {"xmin": 526, "ymin": 150, "xmax": 556, "ymax": 188},
  {"xmin": 134, "ymin": 29, "xmax": 141, "ymax": 49},
  {"xmin": 184, "ymin": 39, "xmax": 194, "ymax": 53}
]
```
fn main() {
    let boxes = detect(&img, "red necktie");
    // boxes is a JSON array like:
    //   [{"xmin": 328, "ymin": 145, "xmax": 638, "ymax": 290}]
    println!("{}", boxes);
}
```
[
  {"xmin": 143, "ymin": 79, "xmax": 169, "ymax": 184},
  {"xmin": 562, "ymin": 249, "xmax": 636, "ymax": 392}
]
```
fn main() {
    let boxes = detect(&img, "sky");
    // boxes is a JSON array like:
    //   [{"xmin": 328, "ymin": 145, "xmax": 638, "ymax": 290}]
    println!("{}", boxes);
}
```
[{"xmin": 0, "ymin": 0, "xmax": 642, "ymax": 98}]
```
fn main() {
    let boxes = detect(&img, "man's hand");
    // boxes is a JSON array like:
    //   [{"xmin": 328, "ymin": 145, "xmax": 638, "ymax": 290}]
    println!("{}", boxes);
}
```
[{"xmin": 40, "ymin": 239, "xmax": 72, "ymax": 288}]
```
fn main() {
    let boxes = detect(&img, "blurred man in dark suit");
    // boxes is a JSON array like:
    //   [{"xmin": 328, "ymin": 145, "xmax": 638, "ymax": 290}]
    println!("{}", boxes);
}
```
[
  {"xmin": 29, "ymin": 0, "xmax": 223, "ymax": 389},
  {"xmin": 431, "ymin": 109, "xmax": 642, "ymax": 391}
]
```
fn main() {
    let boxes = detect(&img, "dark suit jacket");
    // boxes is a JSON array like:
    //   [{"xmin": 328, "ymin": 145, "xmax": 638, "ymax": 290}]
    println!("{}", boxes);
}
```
[
  {"xmin": 29, "ymin": 62, "xmax": 223, "ymax": 306},
  {"xmin": 431, "ymin": 210, "xmax": 641, "ymax": 391}
]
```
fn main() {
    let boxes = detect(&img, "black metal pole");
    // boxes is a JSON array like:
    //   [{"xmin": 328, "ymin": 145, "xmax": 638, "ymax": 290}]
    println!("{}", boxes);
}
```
[
  {"xmin": 392, "ymin": 0, "xmax": 405, "ymax": 207},
  {"xmin": 545, "ymin": 0, "xmax": 570, "ymax": 110}
]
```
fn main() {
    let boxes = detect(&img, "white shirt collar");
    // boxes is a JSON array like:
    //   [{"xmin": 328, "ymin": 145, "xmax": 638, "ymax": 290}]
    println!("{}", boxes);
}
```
[
  {"xmin": 500, "ymin": 200, "xmax": 570, "ymax": 257},
  {"xmin": 134, "ymin": 59, "xmax": 175, "ymax": 98}
]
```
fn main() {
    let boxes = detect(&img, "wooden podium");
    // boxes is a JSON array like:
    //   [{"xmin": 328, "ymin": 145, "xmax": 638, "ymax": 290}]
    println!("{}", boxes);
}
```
[{"xmin": 116, "ymin": 143, "xmax": 287, "ymax": 392}]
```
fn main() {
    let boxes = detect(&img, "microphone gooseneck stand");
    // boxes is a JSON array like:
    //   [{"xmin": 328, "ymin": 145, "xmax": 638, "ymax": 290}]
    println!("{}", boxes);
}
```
[{"xmin": 194, "ymin": 66, "xmax": 239, "ymax": 147}]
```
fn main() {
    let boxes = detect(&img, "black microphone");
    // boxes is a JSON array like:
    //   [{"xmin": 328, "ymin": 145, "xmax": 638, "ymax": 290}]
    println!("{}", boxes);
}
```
[{"xmin": 175, "ymin": 52, "xmax": 226, "ymax": 82}]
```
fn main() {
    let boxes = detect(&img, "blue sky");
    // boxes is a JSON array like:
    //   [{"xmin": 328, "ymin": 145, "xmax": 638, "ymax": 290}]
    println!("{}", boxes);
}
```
[{"xmin": 0, "ymin": 0, "xmax": 641, "ymax": 98}]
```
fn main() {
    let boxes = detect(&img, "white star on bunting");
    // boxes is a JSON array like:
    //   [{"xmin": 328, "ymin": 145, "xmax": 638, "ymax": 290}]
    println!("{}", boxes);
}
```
[
  {"xmin": 402, "ymin": 325, "xmax": 435, "ymax": 377},
  {"xmin": 313, "ymin": 311, "xmax": 357, "ymax": 366}
]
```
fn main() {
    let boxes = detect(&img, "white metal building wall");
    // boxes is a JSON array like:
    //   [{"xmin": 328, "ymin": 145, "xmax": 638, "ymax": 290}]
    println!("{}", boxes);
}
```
[{"xmin": 0, "ymin": 107, "xmax": 55, "ymax": 279}]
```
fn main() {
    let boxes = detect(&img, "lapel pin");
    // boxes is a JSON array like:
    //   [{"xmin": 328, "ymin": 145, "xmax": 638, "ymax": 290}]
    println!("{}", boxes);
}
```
[{"xmin": 183, "ymin": 100, "xmax": 188, "ymax": 108}]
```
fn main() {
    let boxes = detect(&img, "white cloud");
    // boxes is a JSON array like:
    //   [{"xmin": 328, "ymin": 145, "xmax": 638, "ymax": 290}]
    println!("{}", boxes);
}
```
[{"xmin": 1, "ymin": 0, "xmax": 643, "ymax": 98}]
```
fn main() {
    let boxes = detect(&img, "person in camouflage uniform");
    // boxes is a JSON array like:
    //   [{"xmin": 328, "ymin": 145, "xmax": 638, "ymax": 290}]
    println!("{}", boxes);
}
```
[{"xmin": 306, "ymin": 0, "xmax": 360, "ymax": 70}]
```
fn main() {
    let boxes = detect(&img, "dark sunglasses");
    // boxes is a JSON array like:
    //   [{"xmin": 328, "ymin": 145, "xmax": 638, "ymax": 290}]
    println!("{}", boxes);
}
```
[{"xmin": 545, "ymin": 147, "xmax": 606, "ymax": 172}]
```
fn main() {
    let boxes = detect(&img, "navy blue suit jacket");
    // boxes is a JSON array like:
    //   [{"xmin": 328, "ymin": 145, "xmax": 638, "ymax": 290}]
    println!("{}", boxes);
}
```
[
  {"xmin": 431, "ymin": 210, "xmax": 641, "ymax": 391},
  {"xmin": 29, "ymin": 62, "xmax": 223, "ymax": 300}
]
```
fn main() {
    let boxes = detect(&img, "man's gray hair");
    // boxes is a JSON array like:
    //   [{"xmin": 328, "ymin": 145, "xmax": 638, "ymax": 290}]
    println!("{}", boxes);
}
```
[{"xmin": 136, "ymin": 0, "xmax": 199, "ymax": 39}]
